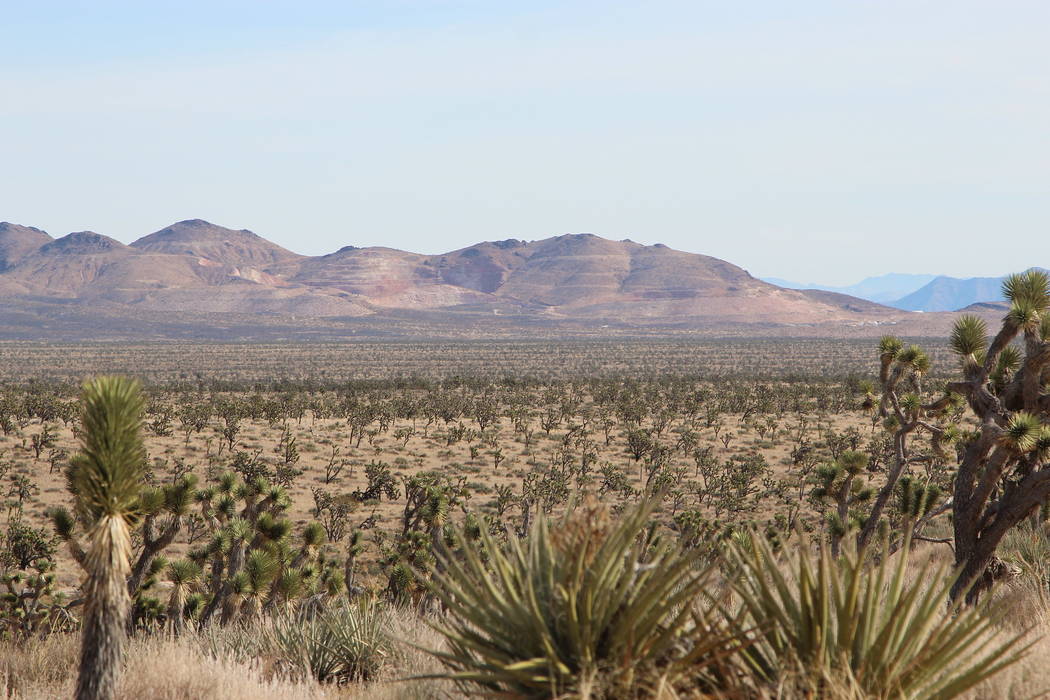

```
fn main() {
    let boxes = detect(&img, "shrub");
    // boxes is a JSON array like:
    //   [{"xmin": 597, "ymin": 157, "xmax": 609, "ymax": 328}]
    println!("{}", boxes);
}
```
[
  {"xmin": 262, "ymin": 600, "xmax": 392, "ymax": 684},
  {"xmin": 724, "ymin": 533, "xmax": 1029, "ymax": 699},
  {"xmin": 424, "ymin": 498, "xmax": 745, "ymax": 698}
]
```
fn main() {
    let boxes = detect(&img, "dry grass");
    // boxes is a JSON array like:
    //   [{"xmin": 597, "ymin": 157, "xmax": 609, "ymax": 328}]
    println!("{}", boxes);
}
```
[
  {"xmin": 1, "ymin": 632, "xmax": 325, "ymax": 700},
  {"xmin": 1, "ymin": 605, "xmax": 454, "ymax": 700}
]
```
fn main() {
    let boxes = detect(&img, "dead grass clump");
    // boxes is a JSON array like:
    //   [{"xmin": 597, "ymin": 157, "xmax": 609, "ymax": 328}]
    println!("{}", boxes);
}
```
[
  {"xmin": 0, "ymin": 632, "xmax": 77, "ymax": 698},
  {"xmin": 0, "ymin": 632, "xmax": 326, "ymax": 700},
  {"xmin": 119, "ymin": 635, "xmax": 326, "ymax": 700}
]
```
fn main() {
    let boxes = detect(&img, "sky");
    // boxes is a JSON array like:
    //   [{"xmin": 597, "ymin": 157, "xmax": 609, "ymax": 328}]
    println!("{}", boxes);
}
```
[{"xmin": 2, "ymin": 1, "xmax": 1049, "ymax": 286}]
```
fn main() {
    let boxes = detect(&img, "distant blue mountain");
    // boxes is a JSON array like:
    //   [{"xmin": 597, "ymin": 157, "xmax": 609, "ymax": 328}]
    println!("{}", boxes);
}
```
[
  {"xmin": 762, "ymin": 273, "xmax": 936, "ymax": 304},
  {"xmin": 767, "ymin": 270, "xmax": 1050, "ymax": 312},
  {"xmin": 890, "ymin": 275, "xmax": 1005, "ymax": 312},
  {"xmin": 892, "ymin": 268, "xmax": 1050, "ymax": 312}
]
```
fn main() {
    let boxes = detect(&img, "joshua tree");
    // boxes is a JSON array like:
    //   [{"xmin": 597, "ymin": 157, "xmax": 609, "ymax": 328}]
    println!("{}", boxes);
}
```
[
  {"xmin": 68, "ymin": 376, "xmax": 147, "ymax": 700},
  {"xmin": 944, "ymin": 270, "xmax": 1050, "ymax": 602},
  {"xmin": 856, "ymin": 337, "xmax": 940, "ymax": 550},
  {"xmin": 812, "ymin": 450, "xmax": 873, "ymax": 556},
  {"xmin": 164, "ymin": 559, "xmax": 201, "ymax": 633},
  {"xmin": 869, "ymin": 270, "xmax": 1050, "ymax": 603}
]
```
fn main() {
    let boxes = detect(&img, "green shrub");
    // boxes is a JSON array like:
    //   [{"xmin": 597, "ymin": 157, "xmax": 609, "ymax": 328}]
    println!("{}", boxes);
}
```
[
  {"xmin": 424, "ymin": 499, "xmax": 745, "ymax": 698},
  {"xmin": 724, "ymin": 534, "xmax": 1029, "ymax": 699},
  {"xmin": 262, "ymin": 600, "xmax": 392, "ymax": 684}
]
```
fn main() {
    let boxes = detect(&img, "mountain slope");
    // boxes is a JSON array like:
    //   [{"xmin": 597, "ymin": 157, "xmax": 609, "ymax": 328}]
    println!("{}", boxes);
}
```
[{"xmin": 432, "ymin": 239, "xmax": 532, "ymax": 293}]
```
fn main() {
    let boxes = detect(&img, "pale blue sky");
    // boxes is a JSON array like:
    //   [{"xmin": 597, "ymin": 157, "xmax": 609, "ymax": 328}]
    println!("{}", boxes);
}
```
[{"xmin": 3, "ymin": 1, "xmax": 1048, "ymax": 285}]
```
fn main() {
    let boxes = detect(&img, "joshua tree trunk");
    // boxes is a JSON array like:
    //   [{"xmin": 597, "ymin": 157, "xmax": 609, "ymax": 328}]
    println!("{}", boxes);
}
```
[{"xmin": 76, "ymin": 515, "xmax": 133, "ymax": 700}]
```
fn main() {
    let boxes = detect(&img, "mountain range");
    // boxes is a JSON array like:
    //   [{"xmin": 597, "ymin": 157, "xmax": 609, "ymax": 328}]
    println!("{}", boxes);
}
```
[
  {"xmin": 762, "ymin": 273, "xmax": 938, "ymax": 305},
  {"xmin": 767, "ymin": 271, "xmax": 1042, "ymax": 312},
  {"xmin": 0, "ymin": 218, "xmax": 1016, "ymax": 340},
  {"xmin": 892, "ymin": 274, "xmax": 1026, "ymax": 312}
]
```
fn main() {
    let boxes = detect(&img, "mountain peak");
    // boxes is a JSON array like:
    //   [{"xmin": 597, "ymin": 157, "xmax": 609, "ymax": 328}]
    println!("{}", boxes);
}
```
[
  {"xmin": 167, "ymin": 218, "xmax": 258, "ymax": 236},
  {"xmin": 131, "ymin": 219, "xmax": 300, "ymax": 267},
  {"xmin": 0, "ymin": 222, "xmax": 49, "ymax": 235},
  {"xmin": 40, "ymin": 231, "xmax": 128, "ymax": 254},
  {"xmin": 491, "ymin": 239, "xmax": 526, "ymax": 250},
  {"xmin": 0, "ymin": 222, "xmax": 53, "ymax": 270}
]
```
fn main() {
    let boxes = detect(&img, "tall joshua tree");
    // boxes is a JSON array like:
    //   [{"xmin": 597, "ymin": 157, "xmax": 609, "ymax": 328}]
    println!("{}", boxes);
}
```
[
  {"xmin": 868, "ymin": 270, "xmax": 1050, "ymax": 603},
  {"xmin": 944, "ymin": 270, "xmax": 1050, "ymax": 602},
  {"xmin": 69, "ymin": 376, "xmax": 147, "ymax": 700}
]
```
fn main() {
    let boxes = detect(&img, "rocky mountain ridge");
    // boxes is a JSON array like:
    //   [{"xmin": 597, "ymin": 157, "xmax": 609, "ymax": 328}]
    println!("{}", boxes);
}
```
[{"xmin": 0, "ymin": 218, "xmax": 929, "ymax": 338}]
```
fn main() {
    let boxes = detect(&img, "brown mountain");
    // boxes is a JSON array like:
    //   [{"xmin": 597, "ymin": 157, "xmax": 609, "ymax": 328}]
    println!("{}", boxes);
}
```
[
  {"xmin": 0, "ymin": 222, "xmax": 52, "ymax": 271},
  {"xmin": 1, "ymin": 225, "xmax": 369, "ymax": 316},
  {"xmin": 278, "ymin": 246, "xmax": 499, "ymax": 308},
  {"xmin": 0, "ymin": 219, "xmax": 916, "ymax": 337},
  {"xmin": 275, "ymin": 233, "xmax": 889, "ymax": 324},
  {"xmin": 130, "ymin": 219, "xmax": 302, "ymax": 269}
]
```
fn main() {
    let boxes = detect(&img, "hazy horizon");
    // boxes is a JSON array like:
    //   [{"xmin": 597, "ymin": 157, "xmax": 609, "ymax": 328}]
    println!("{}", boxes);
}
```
[{"xmin": 4, "ymin": 1, "xmax": 1049, "ymax": 286}]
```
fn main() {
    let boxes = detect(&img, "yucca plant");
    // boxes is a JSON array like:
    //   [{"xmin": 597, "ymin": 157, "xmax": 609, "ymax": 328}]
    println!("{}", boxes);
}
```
[
  {"xmin": 67, "ymin": 376, "xmax": 147, "ymax": 700},
  {"xmin": 724, "ymin": 534, "xmax": 1029, "ymax": 699},
  {"xmin": 263, "ymin": 600, "xmax": 392, "ymax": 683},
  {"xmin": 1000, "ymin": 523, "xmax": 1050, "ymax": 589},
  {"xmin": 423, "ymin": 498, "xmax": 746, "ymax": 698}
]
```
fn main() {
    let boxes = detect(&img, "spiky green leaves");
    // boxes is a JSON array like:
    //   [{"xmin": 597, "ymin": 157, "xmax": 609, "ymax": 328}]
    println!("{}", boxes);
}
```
[
  {"xmin": 262, "ymin": 602, "xmax": 392, "ymax": 684},
  {"xmin": 1001, "ymin": 412, "xmax": 1043, "ymax": 453},
  {"xmin": 166, "ymin": 559, "xmax": 201, "ymax": 587},
  {"xmin": 137, "ymin": 487, "xmax": 165, "ymax": 516},
  {"xmin": 215, "ymin": 493, "xmax": 237, "ymax": 519},
  {"xmin": 49, "ymin": 506, "xmax": 76, "ymax": 541},
  {"xmin": 1002, "ymin": 269, "xmax": 1050, "ymax": 310},
  {"xmin": 897, "ymin": 345, "xmax": 931, "ymax": 374},
  {"xmin": 879, "ymin": 335, "xmax": 904, "ymax": 360},
  {"xmin": 424, "ymin": 499, "xmax": 745, "ymax": 697},
  {"xmin": 939, "ymin": 425, "xmax": 962, "ymax": 447},
  {"xmin": 878, "ymin": 336, "xmax": 905, "ymax": 382},
  {"xmin": 725, "ymin": 535, "xmax": 1028, "ymax": 698},
  {"xmin": 1002, "ymin": 270, "xmax": 1050, "ymax": 334},
  {"xmin": 998, "ymin": 345, "xmax": 1022, "ymax": 374},
  {"xmin": 217, "ymin": 471, "xmax": 239, "ymax": 494},
  {"xmin": 1007, "ymin": 301, "xmax": 1041, "ymax": 332},
  {"xmin": 901, "ymin": 393, "xmax": 923, "ymax": 416},
  {"xmin": 838, "ymin": 450, "xmax": 868, "ymax": 475},
  {"xmin": 225, "ymin": 518, "xmax": 253, "ymax": 544},
  {"xmin": 273, "ymin": 569, "xmax": 305, "ymax": 600},
  {"xmin": 301, "ymin": 522, "xmax": 326, "ymax": 548},
  {"xmin": 1035, "ymin": 426, "xmax": 1050, "ymax": 461},
  {"xmin": 255, "ymin": 513, "xmax": 292, "ymax": 543},
  {"xmin": 68, "ymin": 376, "xmax": 147, "ymax": 525},
  {"xmin": 164, "ymin": 477, "xmax": 195, "ymax": 515},
  {"xmin": 951, "ymin": 315, "xmax": 988, "ymax": 366},
  {"xmin": 897, "ymin": 476, "xmax": 942, "ymax": 520},
  {"xmin": 242, "ymin": 549, "xmax": 279, "ymax": 592}
]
